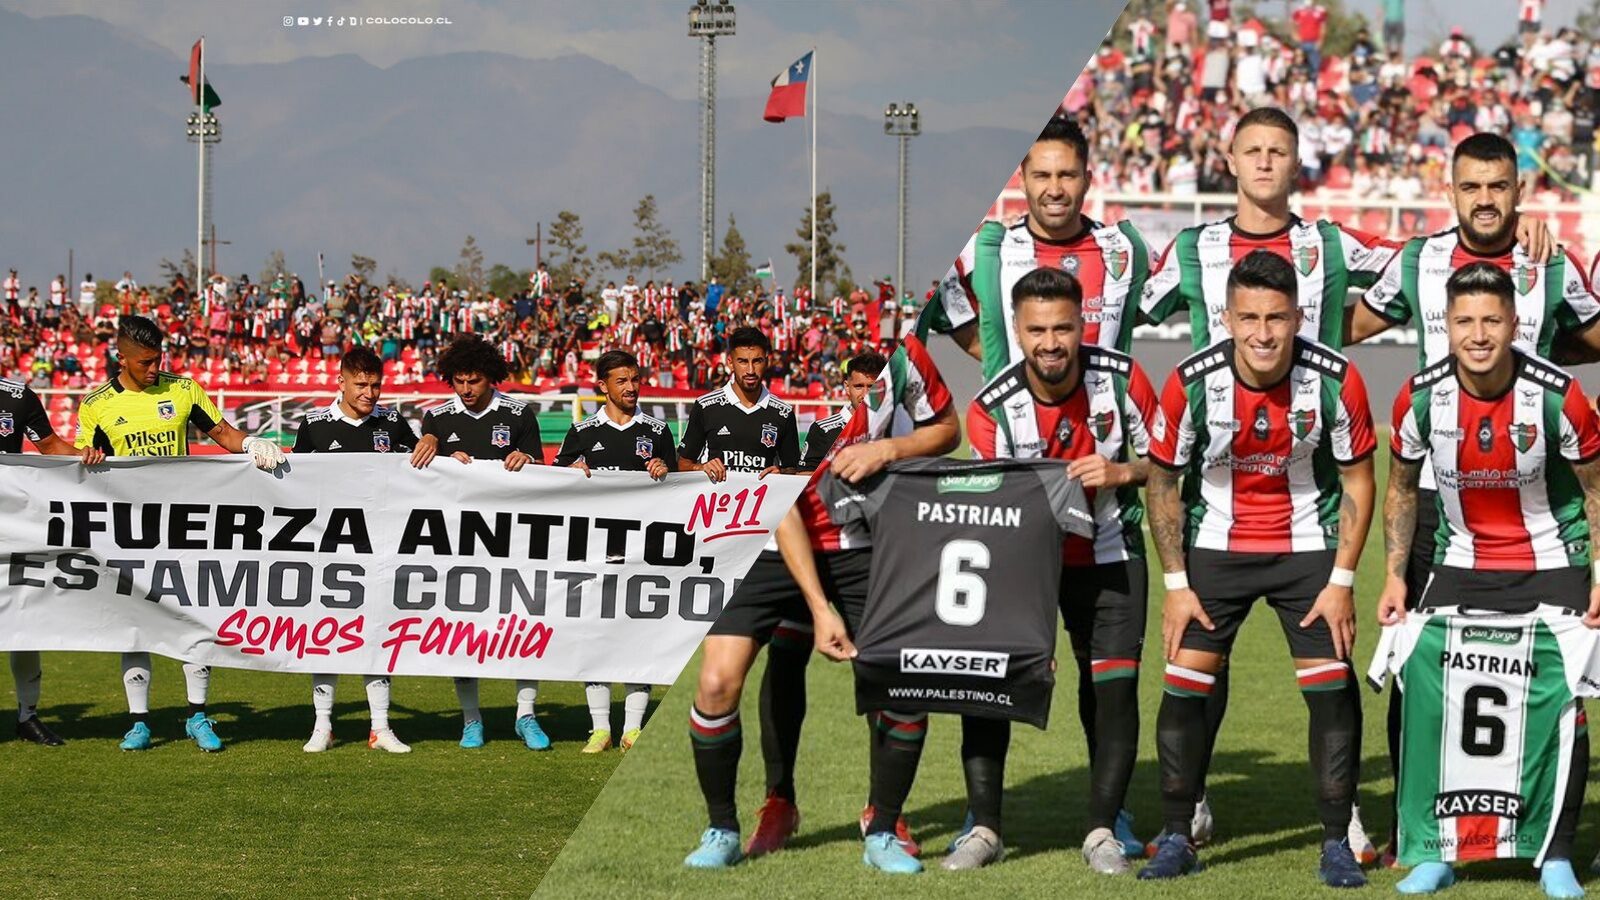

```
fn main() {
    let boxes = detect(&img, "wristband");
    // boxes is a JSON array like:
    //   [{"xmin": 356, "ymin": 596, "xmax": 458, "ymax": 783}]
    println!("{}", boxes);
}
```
[
  {"xmin": 1163, "ymin": 571, "xmax": 1189, "ymax": 591},
  {"xmin": 1329, "ymin": 566, "xmax": 1356, "ymax": 588},
  {"xmin": 1593, "ymin": 561, "xmax": 1600, "ymax": 582}
]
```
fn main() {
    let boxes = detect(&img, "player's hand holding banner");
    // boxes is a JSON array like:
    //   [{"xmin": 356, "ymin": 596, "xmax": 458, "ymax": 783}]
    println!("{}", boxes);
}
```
[{"xmin": 0, "ymin": 455, "xmax": 805, "ymax": 684}]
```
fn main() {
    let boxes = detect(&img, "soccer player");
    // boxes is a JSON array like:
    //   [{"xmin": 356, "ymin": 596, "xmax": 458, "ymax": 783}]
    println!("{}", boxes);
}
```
[
  {"xmin": 409, "ymin": 335, "xmax": 548, "ymax": 751},
  {"xmin": 1379, "ymin": 262, "xmax": 1600, "ymax": 898},
  {"xmin": 76, "ymin": 315, "xmax": 287, "ymax": 752},
  {"xmin": 554, "ymin": 349, "xmax": 677, "ymax": 753},
  {"xmin": 1142, "ymin": 251, "xmax": 1375, "ymax": 886},
  {"xmin": 919, "ymin": 116, "xmax": 1151, "ymax": 378},
  {"xmin": 0, "ymin": 378, "xmax": 84, "ymax": 746},
  {"xmin": 292, "ymin": 346, "xmax": 416, "ymax": 754},
  {"xmin": 963, "ymin": 266, "xmax": 1158, "ymax": 873},
  {"xmin": 1345, "ymin": 130, "xmax": 1600, "ymax": 865}
]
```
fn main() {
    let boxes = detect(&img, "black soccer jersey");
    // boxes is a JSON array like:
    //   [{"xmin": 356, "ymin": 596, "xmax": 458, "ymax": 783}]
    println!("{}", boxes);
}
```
[
  {"xmin": 554, "ymin": 410, "xmax": 679, "ymax": 471},
  {"xmin": 420, "ymin": 391, "xmax": 544, "ymax": 461},
  {"xmin": 292, "ymin": 402, "xmax": 420, "ymax": 454},
  {"xmin": 675, "ymin": 382, "xmax": 800, "ymax": 473},
  {"xmin": 798, "ymin": 409, "xmax": 849, "ymax": 472},
  {"xmin": 818, "ymin": 457, "xmax": 1095, "ymax": 728},
  {"xmin": 0, "ymin": 378, "xmax": 52, "ymax": 453}
]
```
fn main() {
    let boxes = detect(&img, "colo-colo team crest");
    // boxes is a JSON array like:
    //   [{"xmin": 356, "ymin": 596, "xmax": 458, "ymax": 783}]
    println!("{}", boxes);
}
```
[
  {"xmin": 372, "ymin": 430, "xmax": 391, "ymax": 452},
  {"xmin": 635, "ymin": 436, "xmax": 653, "ymax": 459},
  {"xmin": 1290, "ymin": 409, "xmax": 1316, "ymax": 440},
  {"xmin": 1513, "ymin": 263, "xmax": 1539, "ymax": 296},
  {"xmin": 760, "ymin": 423, "xmax": 778, "ymax": 448},
  {"xmin": 1106, "ymin": 248, "xmax": 1129, "ymax": 280},
  {"xmin": 1089, "ymin": 410, "xmax": 1115, "ymax": 441},
  {"xmin": 490, "ymin": 424, "xmax": 512, "ymax": 448},
  {"xmin": 1292, "ymin": 244, "xmax": 1319, "ymax": 276},
  {"xmin": 157, "ymin": 400, "xmax": 176, "ymax": 420},
  {"xmin": 1509, "ymin": 422, "xmax": 1539, "ymax": 453},
  {"xmin": 0, "ymin": 413, "xmax": 13, "ymax": 437}
]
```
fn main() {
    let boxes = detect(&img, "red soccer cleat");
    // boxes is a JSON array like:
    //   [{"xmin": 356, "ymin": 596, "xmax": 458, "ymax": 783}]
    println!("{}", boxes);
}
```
[
  {"xmin": 859, "ymin": 804, "xmax": 920, "ymax": 858},
  {"xmin": 744, "ymin": 793, "xmax": 801, "ymax": 858}
]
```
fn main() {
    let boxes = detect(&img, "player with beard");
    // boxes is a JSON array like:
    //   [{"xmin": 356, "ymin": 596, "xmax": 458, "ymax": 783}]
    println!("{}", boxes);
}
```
[
  {"xmin": 410, "ymin": 336, "xmax": 548, "ymax": 751},
  {"xmin": 1142, "ymin": 251, "xmax": 1376, "ymax": 886},
  {"xmin": 554, "ymin": 349, "xmax": 676, "ymax": 753},
  {"xmin": 955, "ymin": 266, "xmax": 1158, "ymax": 872},
  {"xmin": 1346, "ymin": 131, "xmax": 1600, "ymax": 866},
  {"xmin": 293, "ymin": 346, "xmax": 417, "ymax": 754}
]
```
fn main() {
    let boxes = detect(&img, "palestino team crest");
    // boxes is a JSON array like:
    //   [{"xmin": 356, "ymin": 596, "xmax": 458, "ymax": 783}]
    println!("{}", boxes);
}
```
[
  {"xmin": 1292, "ymin": 244, "xmax": 1319, "ymax": 276},
  {"xmin": 1290, "ymin": 409, "xmax": 1316, "ymax": 440},
  {"xmin": 491, "ymin": 424, "xmax": 512, "ymax": 448},
  {"xmin": 372, "ymin": 430, "xmax": 391, "ymax": 452},
  {"xmin": 760, "ymin": 423, "xmax": 778, "ymax": 448},
  {"xmin": 636, "ymin": 436, "xmax": 653, "ymax": 459},
  {"xmin": 1509, "ymin": 422, "xmax": 1539, "ymax": 453},
  {"xmin": 157, "ymin": 400, "xmax": 176, "ymax": 420},
  {"xmin": 1089, "ymin": 410, "xmax": 1115, "ymax": 441},
  {"xmin": 867, "ymin": 379, "xmax": 888, "ymax": 412},
  {"xmin": 1106, "ymin": 248, "xmax": 1129, "ymax": 280},
  {"xmin": 1513, "ymin": 263, "xmax": 1539, "ymax": 296}
]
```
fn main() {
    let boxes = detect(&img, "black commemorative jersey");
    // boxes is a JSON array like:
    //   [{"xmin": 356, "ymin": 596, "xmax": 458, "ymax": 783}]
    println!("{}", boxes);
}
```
[
  {"xmin": 798, "ymin": 408, "xmax": 849, "ymax": 472},
  {"xmin": 292, "ymin": 402, "xmax": 420, "ymax": 454},
  {"xmin": 554, "ymin": 410, "xmax": 679, "ymax": 471},
  {"xmin": 0, "ymin": 378, "xmax": 52, "ymax": 453},
  {"xmin": 818, "ymin": 457, "xmax": 1095, "ymax": 728},
  {"xmin": 420, "ymin": 392, "xmax": 544, "ymax": 461},
  {"xmin": 675, "ymin": 382, "xmax": 800, "ymax": 473}
]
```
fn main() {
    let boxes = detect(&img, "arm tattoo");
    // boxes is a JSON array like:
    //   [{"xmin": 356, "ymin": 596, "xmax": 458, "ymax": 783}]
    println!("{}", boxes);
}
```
[
  {"xmin": 1576, "ymin": 459, "xmax": 1600, "ymax": 563},
  {"xmin": 1338, "ymin": 492, "xmax": 1358, "ymax": 557},
  {"xmin": 1147, "ymin": 466, "xmax": 1186, "ymax": 572},
  {"xmin": 1384, "ymin": 458, "xmax": 1422, "ymax": 581}
]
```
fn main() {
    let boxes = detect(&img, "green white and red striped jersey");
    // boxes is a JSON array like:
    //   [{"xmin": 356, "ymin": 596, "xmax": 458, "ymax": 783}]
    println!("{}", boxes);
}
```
[
  {"xmin": 1363, "ymin": 230, "xmax": 1600, "ymax": 367},
  {"xmin": 919, "ymin": 215, "xmax": 1150, "ymax": 380},
  {"xmin": 1151, "ymin": 338, "xmax": 1376, "ymax": 553},
  {"xmin": 1391, "ymin": 352, "xmax": 1600, "ymax": 571},
  {"xmin": 1140, "ymin": 215, "xmax": 1397, "ymax": 350}
]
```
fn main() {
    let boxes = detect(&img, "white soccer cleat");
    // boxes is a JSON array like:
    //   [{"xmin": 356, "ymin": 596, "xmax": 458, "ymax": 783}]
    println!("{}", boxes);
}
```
[
  {"xmin": 368, "ymin": 728, "xmax": 411, "ymax": 754},
  {"xmin": 1348, "ymin": 803, "xmax": 1378, "ymax": 865},
  {"xmin": 302, "ymin": 728, "xmax": 334, "ymax": 753},
  {"xmin": 1191, "ymin": 794, "xmax": 1214, "ymax": 846}
]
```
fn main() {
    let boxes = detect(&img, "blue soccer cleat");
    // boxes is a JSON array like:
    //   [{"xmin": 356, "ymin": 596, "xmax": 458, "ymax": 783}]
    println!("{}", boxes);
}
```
[
  {"xmin": 863, "ymin": 832, "xmax": 923, "ymax": 874},
  {"xmin": 119, "ymin": 721, "xmax": 152, "ymax": 751},
  {"xmin": 515, "ymin": 714, "xmax": 551, "ymax": 751},
  {"xmin": 1319, "ymin": 838, "xmax": 1367, "ymax": 888},
  {"xmin": 1397, "ymin": 861, "xmax": 1456, "ymax": 894},
  {"xmin": 184, "ymin": 713, "xmax": 223, "ymax": 752},
  {"xmin": 1542, "ymin": 859, "xmax": 1584, "ymax": 899},
  {"xmin": 1138, "ymin": 833, "xmax": 1201, "ymax": 880},
  {"xmin": 1115, "ymin": 808, "xmax": 1144, "ymax": 859},
  {"xmin": 683, "ymin": 827, "xmax": 743, "ymax": 869},
  {"xmin": 459, "ymin": 720, "xmax": 485, "ymax": 749}
]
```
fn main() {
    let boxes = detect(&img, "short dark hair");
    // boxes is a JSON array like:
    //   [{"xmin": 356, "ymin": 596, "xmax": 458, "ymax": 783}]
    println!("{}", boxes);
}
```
[
  {"xmin": 1226, "ymin": 250, "xmax": 1298, "ymax": 306},
  {"xmin": 1445, "ymin": 261, "xmax": 1515, "ymax": 312},
  {"xmin": 1010, "ymin": 266, "xmax": 1083, "ymax": 309},
  {"xmin": 727, "ymin": 326, "xmax": 771, "ymax": 355},
  {"xmin": 595, "ymin": 349, "xmax": 639, "ymax": 382},
  {"xmin": 1233, "ymin": 106, "xmax": 1299, "ymax": 147},
  {"xmin": 117, "ymin": 315, "xmax": 164, "ymax": 351},
  {"xmin": 340, "ymin": 345, "xmax": 383, "ymax": 377},
  {"xmin": 1029, "ymin": 116, "xmax": 1090, "ymax": 169},
  {"xmin": 844, "ymin": 351, "xmax": 888, "ymax": 379},
  {"xmin": 436, "ymin": 335, "xmax": 509, "ymax": 383},
  {"xmin": 1453, "ymin": 132, "xmax": 1518, "ymax": 173}
]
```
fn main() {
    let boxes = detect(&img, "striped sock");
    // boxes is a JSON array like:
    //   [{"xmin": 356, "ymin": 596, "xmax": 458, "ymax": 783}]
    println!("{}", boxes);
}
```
[
  {"xmin": 1578, "ymin": 704, "xmax": 1588, "ymax": 740},
  {"xmin": 1163, "ymin": 664, "xmax": 1215, "ymax": 698},
  {"xmin": 690, "ymin": 706, "xmax": 742, "ymax": 831},
  {"xmin": 1296, "ymin": 662, "xmax": 1351, "ymax": 694},
  {"xmin": 769, "ymin": 620, "xmax": 813, "ymax": 653},
  {"xmin": 689, "ymin": 706, "xmax": 741, "ymax": 746},
  {"xmin": 1091, "ymin": 658, "xmax": 1139, "ymax": 683},
  {"xmin": 874, "ymin": 710, "xmax": 928, "ymax": 745}
]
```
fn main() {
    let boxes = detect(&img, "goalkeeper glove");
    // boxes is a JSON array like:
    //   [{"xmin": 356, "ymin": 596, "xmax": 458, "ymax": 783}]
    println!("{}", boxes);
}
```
[{"xmin": 241, "ymin": 435, "xmax": 286, "ymax": 471}]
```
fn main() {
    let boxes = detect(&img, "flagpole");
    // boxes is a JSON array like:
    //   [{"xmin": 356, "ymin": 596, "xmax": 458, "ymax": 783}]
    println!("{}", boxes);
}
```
[
  {"xmin": 196, "ymin": 35, "xmax": 206, "ymax": 308},
  {"xmin": 809, "ymin": 45, "xmax": 817, "ymax": 306}
]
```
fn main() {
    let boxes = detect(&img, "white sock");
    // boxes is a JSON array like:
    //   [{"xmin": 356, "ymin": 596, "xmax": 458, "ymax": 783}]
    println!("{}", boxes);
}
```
[
  {"xmin": 365, "ymin": 675, "xmax": 391, "ymax": 731},
  {"xmin": 182, "ymin": 663, "xmax": 211, "ymax": 707},
  {"xmin": 454, "ymin": 677, "xmax": 481, "ymax": 724},
  {"xmin": 623, "ymin": 684, "xmax": 651, "ymax": 733},
  {"xmin": 311, "ymin": 673, "xmax": 336, "ymax": 731},
  {"xmin": 585, "ymin": 682, "xmax": 612, "ymax": 732},
  {"xmin": 516, "ymin": 680, "xmax": 538, "ymax": 719},
  {"xmin": 11, "ymin": 651, "xmax": 41, "ymax": 722},
  {"xmin": 122, "ymin": 652, "xmax": 151, "ymax": 716}
]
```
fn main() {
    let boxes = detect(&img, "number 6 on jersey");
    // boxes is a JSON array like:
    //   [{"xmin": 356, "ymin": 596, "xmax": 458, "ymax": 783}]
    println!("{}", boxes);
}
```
[{"xmin": 936, "ymin": 539, "xmax": 990, "ymax": 626}]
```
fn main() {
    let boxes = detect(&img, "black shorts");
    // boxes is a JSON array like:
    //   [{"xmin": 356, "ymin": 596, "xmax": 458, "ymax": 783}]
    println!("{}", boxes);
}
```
[
  {"xmin": 1060, "ymin": 560, "xmax": 1148, "ymax": 661},
  {"xmin": 706, "ymin": 551, "xmax": 812, "ymax": 642},
  {"xmin": 1404, "ymin": 489, "xmax": 1440, "ymax": 610},
  {"xmin": 1418, "ymin": 565, "xmax": 1589, "ymax": 615},
  {"xmin": 1182, "ymin": 548, "xmax": 1338, "ymax": 659},
  {"xmin": 818, "ymin": 548, "xmax": 872, "ymax": 636}
]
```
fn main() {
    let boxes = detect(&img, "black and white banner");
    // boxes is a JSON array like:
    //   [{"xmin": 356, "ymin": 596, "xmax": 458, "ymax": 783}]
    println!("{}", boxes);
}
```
[{"xmin": 0, "ymin": 456, "xmax": 805, "ymax": 683}]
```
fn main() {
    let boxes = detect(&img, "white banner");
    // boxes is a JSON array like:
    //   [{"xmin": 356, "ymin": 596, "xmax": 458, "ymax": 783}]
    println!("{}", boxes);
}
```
[{"xmin": 0, "ymin": 456, "xmax": 805, "ymax": 684}]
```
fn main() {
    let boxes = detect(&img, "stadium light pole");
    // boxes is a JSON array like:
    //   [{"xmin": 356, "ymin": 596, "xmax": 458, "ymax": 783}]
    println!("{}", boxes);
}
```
[
  {"xmin": 884, "ymin": 102, "xmax": 920, "ymax": 330},
  {"xmin": 688, "ymin": 0, "xmax": 735, "ymax": 284},
  {"xmin": 185, "ymin": 109, "xmax": 220, "ymax": 298}
]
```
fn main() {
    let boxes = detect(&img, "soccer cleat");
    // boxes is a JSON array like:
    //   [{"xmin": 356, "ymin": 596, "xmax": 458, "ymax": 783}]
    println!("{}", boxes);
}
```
[
  {"xmin": 1396, "ymin": 862, "xmax": 1456, "ymax": 894},
  {"xmin": 368, "ymin": 728, "xmax": 411, "ymax": 754},
  {"xmin": 119, "ymin": 721, "xmax": 152, "ymax": 752},
  {"xmin": 16, "ymin": 716, "xmax": 65, "ymax": 746},
  {"xmin": 1319, "ymin": 838, "xmax": 1368, "ymax": 888},
  {"xmin": 582, "ymin": 729, "xmax": 612, "ymax": 754},
  {"xmin": 302, "ymin": 728, "xmax": 334, "ymax": 753},
  {"xmin": 863, "ymin": 832, "xmax": 923, "ymax": 874},
  {"xmin": 1347, "ymin": 804, "xmax": 1378, "ymax": 865},
  {"xmin": 459, "ymin": 720, "xmax": 485, "ymax": 749},
  {"xmin": 744, "ymin": 793, "xmax": 800, "ymax": 858},
  {"xmin": 1381, "ymin": 840, "xmax": 1400, "ymax": 870},
  {"xmin": 1137, "ymin": 833, "xmax": 1201, "ymax": 880},
  {"xmin": 942, "ymin": 825, "xmax": 1004, "ymax": 871},
  {"xmin": 1083, "ymin": 827, "xmax": 1131, "ymax": 875},
  {"xmin": 683, "ymin": 827, "xmax": 743, "ymax": 869},
  {"xmin": 859, "ymin": 805, "xmax": 920, "ymax": 857},
  {"xmin": 620, "ymin": 728, "xmax": 643, "ymax": 751},
  {"xmin": 1114, "ymin": 808, "xmax": 1143, "ymax": 859},
  {"xmin": 946, "ymin": 810, "xmax": 975, "ymax": 853},
  {"xmin": 1191, "ymin": 794, "xmax": 1215, "ymax": 846},
  {"xmin": 515, "ymin": 714, "xmax": 551, "ymax": 751},
  {"xmin": 184, "ymin": 713, "xmax": 223, "ymax": 752},
  {"xmin": 1542, "ymin": 859, "xmax": 1584, "ymax": 899}
]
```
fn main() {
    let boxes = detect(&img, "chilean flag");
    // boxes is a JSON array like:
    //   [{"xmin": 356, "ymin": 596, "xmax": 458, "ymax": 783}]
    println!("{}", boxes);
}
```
[{"xmin": 763, "ymin": 52, "xmax": 812, "ymax": 122}]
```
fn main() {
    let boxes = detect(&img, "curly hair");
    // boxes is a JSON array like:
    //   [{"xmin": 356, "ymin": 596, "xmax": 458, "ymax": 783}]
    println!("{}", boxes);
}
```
[{"xmin": 436, "ymin": 336, "xmax": 509, "ymax": 384}]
